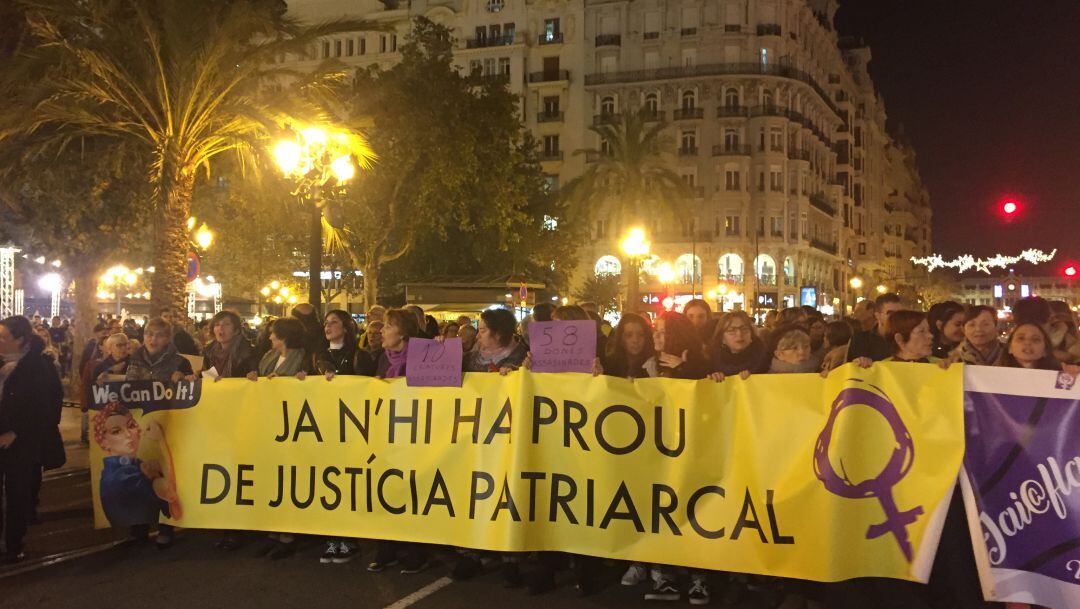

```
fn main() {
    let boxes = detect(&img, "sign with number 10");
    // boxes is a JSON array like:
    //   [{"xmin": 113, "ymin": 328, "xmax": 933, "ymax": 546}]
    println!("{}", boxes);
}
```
[
  {"xmin": 406, "ymin": 338, "xmax": 463, "ymax": 387},
  {"xmin": 529, "ymin": 321, "xmax": 597, "ymax": 373}
]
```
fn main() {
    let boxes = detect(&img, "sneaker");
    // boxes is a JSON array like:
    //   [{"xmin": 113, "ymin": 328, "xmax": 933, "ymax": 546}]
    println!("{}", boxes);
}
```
[
  {"xmin": 320, "ymin": 541, "xmax": 338, "ymax": 564},
  {"xmin": 644, "ymin": 578, "xmax": 680, "ymax": 602},
  {"xmin": 622, "ymin": 563, "xmax": 649, "ymax": 586},
  {"xmin": 450, "ymin": 555, "xmax": 482, "ymax": 581},
  {"xmin": 688, "ymin": 580, "xmax": 710, "ymax": 606},
  {"xmin": 332, "ymin": 543, "xmax": 358, "ymax": 564},
  {"xmin": 400, "ymin": 558, "xmax": 430, "ymax": 575}
]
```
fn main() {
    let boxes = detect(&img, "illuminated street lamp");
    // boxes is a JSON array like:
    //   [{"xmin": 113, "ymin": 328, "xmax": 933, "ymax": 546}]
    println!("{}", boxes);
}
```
[
  {"xmin": 876, "ymin": 284, "xmax": 888, "ymax": 295},
  {"xmin": 101, "ymin": 265, "xmax": 138, "ymax": 316},
  {"xmin": 194, "ymin": 223, "xmax": 214, "ymax": 250},
  {"xmin": 620, "ymin": 228, "xmax": 651, "ymax": 313},
  {"xmin": 273, "ymin": 125, "xmax": 364, "ymax": 313},
  {"xmin": 849, "ymin": 276, "xmax": 864, "ymax": 290},
  {"xmin": 38, "ymin": 273, "xmax": 64, "ymax": 317}
]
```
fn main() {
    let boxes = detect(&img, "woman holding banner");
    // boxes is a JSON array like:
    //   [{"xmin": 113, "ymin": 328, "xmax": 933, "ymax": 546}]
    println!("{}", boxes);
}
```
[
  {"xmin": 952, "ymin": 306, "xmax": 1003, "ymax": 366},
  {"xmin": 0, "ymin": 316, "xmax": 63, "ymax": 564},
  {"xmin": 316, "ymin": 310, "xmax": 373, "ymax": 565},
  {"xmin": 602, "ymin": 313, "xmax": 655, "ymax": 379},
  {"xmin": 462, "ymin": 308, "xmax": 528, "ymax": 374},
  {"xmin": 706, "ymin": 311, "xmax": 770, "ymax": 381},
  {"xmin": 368, "ymin": 309, "xmax": 431, "ymax": 574},
  {"xmin": 998, "ymin": 322, "xmax": 1080, "ymax": 373},
  {"xmin": 202, "ymin": 310, "xmax": 257, "ymax": 382}
]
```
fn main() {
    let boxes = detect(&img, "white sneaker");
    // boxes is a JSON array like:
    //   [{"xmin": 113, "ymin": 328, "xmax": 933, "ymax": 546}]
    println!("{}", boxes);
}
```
[{"xmin": 621, "ymin": 563, "xmax": 649, "ymax": 586}]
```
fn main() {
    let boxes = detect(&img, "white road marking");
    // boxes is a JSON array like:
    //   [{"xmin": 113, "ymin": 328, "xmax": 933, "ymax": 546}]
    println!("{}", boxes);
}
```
[{"xmin": 382, "ymin": 576, "xmax": 454, "ymax": 609}]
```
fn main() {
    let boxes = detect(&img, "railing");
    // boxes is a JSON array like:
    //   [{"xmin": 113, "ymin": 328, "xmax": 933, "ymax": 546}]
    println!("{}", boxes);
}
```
[
  {"xmin": 724, "ymin": 24, "xmax": 742, "ymax": 33},
  {"xmin": 750, "ymin": 104, "xmax": 786, "ymax": 118},
  {"xmin": 673, "ymin": 107, "xmax": 705, "ymax": 120},
  {"xmin": 678, "ymin": 146, "xmax": 699, "ymax": 156},
  {"xmin": 712, "ymin": 144, "xmax": 751, "ymax": 156},
  {"xmin": 539, "ymin": 150, "xmax": 564, "ymax": 161},
  {"xmin": 788, "ymin": 148, "xmax": 811, "ymax": 161},
  {"xmin": 592, "ymin": 113, "xmax": 621, "ymax": 126},
  {"xmin": 719, "ymin": 274, "xmax": 744, "ymax": 283},
  {"xmin": 465, "ymin": 35, "xmax": 515, "ymax": 49},
  {"xmin": 536, "ymin": 111, "xmax": 564, "ymax": 123},
  {"xmin": 643, "ymin": 31, "xmax": 660, "ymax": 40},
  {"xmin": 584, "ymin": 62, "xmax": 841, "ymax": 117},
  {"xmin": 717, "ymin": 105, "xmax": 748, "ymax": 118},
  {"xmin": 595, "ymin": 34, "xmax": 621, "ymax": 46},
  {"xmin": 809, "ymin": 192, "xmax": 836, "ymax": 216},
  {"xmin": 809, "ymin": 238, "xmax": 838, "ymax": 255},
  {"xmin": 757, "ymin": 23, "xmax": 782, "ymax": 36},
  {"xmin": 758, "ymin": 274, "xmax": 777, "ymax": 286},
  {"xmin": 585, "ymin": 150, "xmax": 610, "ymax": 163},
  {"xmin": 681, "ymin": 27, "xmax": 698, "ymax": 36},
  {"xmin": 538, "ymin": 32, "xmax": 563, "ymax": 45},
  {"xmin": 528, "ymin": 70, "xmax": 569, "ymax": 83}
]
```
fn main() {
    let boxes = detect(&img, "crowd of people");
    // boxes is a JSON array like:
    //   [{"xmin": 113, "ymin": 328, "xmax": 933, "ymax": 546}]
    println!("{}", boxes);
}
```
[{"xmin": 1, "ymin": 293, "xmax": 1078, "ymax": 608}]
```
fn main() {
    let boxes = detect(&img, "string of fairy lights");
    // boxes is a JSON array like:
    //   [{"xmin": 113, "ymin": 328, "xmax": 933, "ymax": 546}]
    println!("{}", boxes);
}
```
[{"xmin": 910, "ymin": 248, "xmax": 1058, "ymax": 274}]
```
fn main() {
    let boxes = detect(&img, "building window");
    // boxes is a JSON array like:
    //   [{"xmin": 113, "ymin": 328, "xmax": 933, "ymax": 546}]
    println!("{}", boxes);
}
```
[
  {"xmin": 681, "ymin": 173, "xmax": 696, "ymax": 188},
  {"xmin": 760, "ymin": 47, "xmax": 768, "ymax": 68},
  {"xmin": 595, "ymin": 219, "xmax": 607, "ymax": 239},
  {"xmin": 346, "ymin": 39, "xmax": 354, "ymax": 56},
  {"xmin": 334, "ymin": 40, "xmax": 342, "ymax": 57},
  {"xmin": 770, "ymin": 169, "xmax": 783, "ymax": 191},
  {"xmin": 724, "ymin": 216, "xmax": 741, "ymax": 236},
  {"xmin": 644, "ymin": 92, "xmax": 659, "ymax": 113},
  {"xmin": 544, "ymin": 18, "xmax": 561, "ymax": 41},
  {"xmin": 724, "ymin": 88, "xmax": 739, "ymax": 108},
  {"xmin": 498, "ymin": 57, "xmax": 511, "ymax": 75},
  {"xmin": 758, "ymin": 171, "xmax": 765, "ymax": 192},
  {"xmin": 321, "ymin": 40, "xmax": 331, "ymax": 58},
  {"xmin": 680, "ymin": 131, "xmax": 696, "ymax": 153},
  {"xmin": 380, "ymin": 35, "xmax": 387, "ymax": 53},
  {"xmin": 543, "ymin": 135, "xmax": 560, "ymax": 156},
  {"xmin": 681, "ymin": 90, "xmax": 696, "ymax": 110},
  {"xmin": 724, "ymin": 129, "xmax": 740, "ymax": 149},
  {"xmin": 770, "ymin": 216, "xmax": 784, "ymax": 236},
  {"xmin": 725, "ymin": 170, "xmax": 741, "ymax": 191},
  {"xmin": 858, "ymin": 243, "xmax": 867, "ymax": 255},
  {"xmin": 600, "ymin": 96, "xmax": 616, "ymax": 116},
  {"xmin": 391, "ymin": 34, "xmax": 398, "ymax": 52},
  {"xmin": 544, "ymin": 96, "xmax": 560, "ymax": 114},
  {"xmin": 359, "ymin": 37, "xmax": 366, "ymax": 55},
  {"xmin": 769, "ymin": 128, "xmax": 783, "ymax": 151}
]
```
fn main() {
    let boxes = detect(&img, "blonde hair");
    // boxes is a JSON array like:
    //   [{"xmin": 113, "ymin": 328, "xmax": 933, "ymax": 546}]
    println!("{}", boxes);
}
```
[
  {"xmin": 775, "ymin": 329, "xmax": 810, "ymax": 353},
  {"xmin": 104, "ymin": 333, "xmax": 130, "ymax": 348}
]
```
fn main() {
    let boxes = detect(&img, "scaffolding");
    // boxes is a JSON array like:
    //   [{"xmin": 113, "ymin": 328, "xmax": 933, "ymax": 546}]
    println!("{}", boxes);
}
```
[{"xmin": 0, "ymin": 247, "xmax": 16, "ymax": 319}]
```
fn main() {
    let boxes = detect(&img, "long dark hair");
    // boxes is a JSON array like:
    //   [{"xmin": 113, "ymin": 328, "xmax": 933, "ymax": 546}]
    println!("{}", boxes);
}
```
[
  {"xmin": 604, "ymin": 313, "xmax": 655, "ymax": 374},
  {"xmin": 998, "ymin": 323, "xmax": 1061, "ymax": 371},
  {"xmin": 1, "ymin": 316, "xmax": 44, "ymax": 354},
  {"xmin": 324, "ymin": 310, "xmax": 359, "ymax": 349}
]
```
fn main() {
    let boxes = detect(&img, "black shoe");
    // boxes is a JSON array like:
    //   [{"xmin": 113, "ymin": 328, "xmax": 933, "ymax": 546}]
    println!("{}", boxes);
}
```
[
  {"xmin": 400, "ymin": 556, "xmax": 430, "ymax": 575},
  {"xmin": 154, "ymin": 533, "xmax": 174, "ymax": 550},
  {"xmin": 367, "ymin": 546, "xmax": 399, "ymax": 572},
  {"xmin": 3, "ymin": 549, "xmax": 25, "ymax": 565},
  {"xmin": 451, "ymin": 555, "xmax": 482, "ymax": 581},
  {"xmin": 501, "ymin": 561, "xmax": 522, "ymax": 588},
  {"xmin": 332, "ymin": 543, "xmax": 358, "ymax": 564},
  {"xmin": 268, "ymin": 541, "xmax": 295, "ymax": 560},
  {"xmin": 644, "ymin": 577, "xmax": 680, "ymax": 601}
]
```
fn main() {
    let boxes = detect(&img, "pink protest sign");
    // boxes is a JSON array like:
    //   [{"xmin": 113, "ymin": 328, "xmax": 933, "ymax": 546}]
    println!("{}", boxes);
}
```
[
  {"xmin": 529, "ymin": 320, "xmax": 597, "ymax": 373},
  {"xmin": 406, "ymin": 338, "xmax": 463, "ymax": 387}
]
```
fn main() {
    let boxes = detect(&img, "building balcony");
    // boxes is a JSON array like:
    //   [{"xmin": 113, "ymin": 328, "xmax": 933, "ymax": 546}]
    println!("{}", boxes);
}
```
[
  {"xmin": 678, "ymin": 146, "xmax": 699, "ymax": 156},
  {"xmin": 643, "ymin": 31, "xmax": 660, "ymax": 40},
  {"xmin": 536, "ymin": 111, "xmax": 564, "ymax": 123},
  {"xmin": 724, "ymin": 24, "xmax": 743, "ymax": 33},
  {"xmin": 539, "ymin": 150, "xmax": 564, "ymax": 161},
  {"xmin": 585, "ymin": 150, "xmax": 611, "ymax": 163},
  {"xmin": 538, "ymin": 32, "xmax": 563, "ymax": 45},
  {"xmin": 717, "ymin": 105, "xmax": 749, "ymax": 118},
  {"xmin": 673, "ymin": 107, "xmax": 705, "ymax": 120},
  {"xmin": 712, "ymin": 144, "xmax": 751, "ymax": 156},
  {"xmin": 528, "ymin": 70, "xmax": 570, "ymax": 83},
  {"xmin": 680, "ymin": 27, "xmax": 698, "ymax": 36},
  {"xmin": 465, "ymin": 34, "xmax": 515, "ymax": 49},
  {"xmin": 592, "ymin": 113, "xmax": 621, "ymax": 126},
  {"xmin": 809, "ymin": 238, "xmax": 838, "ymax": 255},
  {"xmin": 749, "ymin": 104, "xmax": 785, "ymax": 118},
  {"xmin": 642, "ymin": 109, "xmax": 666, "ymax": 122},
  {"xmin": 809, "ymin": 192, "xmax": 836, "ymax": 216},
  {"xmin": 756, "ymin": 23, "xmax": 782, "ymax": 36},
  {"xmin": 719, "ymin": 274, "xmax": 744, "ymax": 284},
  {"xmin": 583, "ymin": 62, "xmax": 841, "ymax": 117},
  {"xmin": 595, "ymin": 34, "xmax": 621, "ymax": 47},
  {"xmin": 788, "ymin": 148, "xmax": 811, "ymax": 162}
]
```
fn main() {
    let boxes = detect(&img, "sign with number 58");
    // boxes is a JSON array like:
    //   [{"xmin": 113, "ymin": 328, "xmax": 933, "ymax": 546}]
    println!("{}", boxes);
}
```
[{"xmin": 529, "ymin": 321, "xmax": 597, "ymax": 373}]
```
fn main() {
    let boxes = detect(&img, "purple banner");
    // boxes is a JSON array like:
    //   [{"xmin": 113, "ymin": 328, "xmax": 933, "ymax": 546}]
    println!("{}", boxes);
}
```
[{"xmin": 961, "ymin": 366, "xmax": 1080, "ymax": 609}]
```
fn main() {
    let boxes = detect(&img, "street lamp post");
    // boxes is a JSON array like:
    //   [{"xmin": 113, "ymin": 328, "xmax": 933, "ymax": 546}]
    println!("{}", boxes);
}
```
[
  {"xmin": 273, "ymin": 127, "xmax": 359, "ymax": 315},
  {"xmin": 101, "ymin": 265, "xmax": 137, "ymax": 317},
  {"xmin": 620, "ymin": 228, "xmax": 650, "ymax": 314}
]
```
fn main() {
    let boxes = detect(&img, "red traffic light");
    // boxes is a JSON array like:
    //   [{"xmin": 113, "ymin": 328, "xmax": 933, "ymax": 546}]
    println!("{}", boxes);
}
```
[
  {"xmin": 1002, "ymin": 200, "xmax": 1018, "ymax": 215},
  {"xmin": 1064, "ymin": 264, "xmax": 1078, "ymax": 279}
]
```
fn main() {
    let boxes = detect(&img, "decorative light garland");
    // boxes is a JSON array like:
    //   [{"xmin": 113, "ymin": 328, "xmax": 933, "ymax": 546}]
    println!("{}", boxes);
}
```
[{"xmin": 910, "ymin": 248, "xmax": 1058, "ymax": 274}]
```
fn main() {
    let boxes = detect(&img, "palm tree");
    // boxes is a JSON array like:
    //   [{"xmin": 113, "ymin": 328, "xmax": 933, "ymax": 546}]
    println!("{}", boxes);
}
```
[
  {"xmin": 0, "ymin": 0, "xmax": 378, "ymax": 314},
  {"xmin": 563, "ymin": 108, "xmax": 692, "ymax": 311}
]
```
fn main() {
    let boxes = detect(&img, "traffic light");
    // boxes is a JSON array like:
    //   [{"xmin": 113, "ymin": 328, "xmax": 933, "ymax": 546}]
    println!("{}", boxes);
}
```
[
  {"xmin": 1063, "ymin": 263, "xmax": 1078, "ymax": 279},
  {"xmin": 998, "ymin": 197, "xmax": 1022, "ymax": 221}
]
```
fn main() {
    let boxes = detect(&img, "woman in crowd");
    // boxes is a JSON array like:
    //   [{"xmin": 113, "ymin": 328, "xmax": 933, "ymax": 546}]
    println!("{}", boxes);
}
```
[
  {"xmin": 806, "ymin": 312, "xmax": 828, "ymax": 370},
  {"xmin": 32, "ymin": 326, "xmax": 60, "ymax": 369},
  {"xmin": 928, "ymin": 301, "xmax": 965, "ymax": 359},
  {"xmin": 440, "ymin": 322, "xmax": 459, "ymax": 340},
  {"xmin": 646, "ymin": 311, "xmax": 709, "ymax": 380},
  {"xmin": 682, "ymin": 299, "xmax": 715, "ymax": 351},
  {"xmin": 766, "ymin": 324, "xmax": 818, "ymax": 374},
  {"xmin": 366, "ymin": 309, "xmax": 430, "ymax": 574},
  {"xmin": 707, "ymin": 311, "xmax": 770, "ymax": 381},
  {"xmin": 1048, "ymin": 300, "xmax": 1080, "ymax": 364},
  {"xmin": 317, "ymin": 310, "xmax": 375, "ymax": 379},
  {"xmin": 0, "ymin": 316, "xmax": 63, "ymax": 564},
  {"xmin": 246, "ymin": 318, "xmax": 311, "ymax": 560},
  {"xmin": 953, "ymin": 305, "xmax": 1002, "ymax": 366},
  {"xmin": 462, "ymin": 308, "xmax": 528, "ymax": 373},
  {"xmin": 316, "ymin": 310, "xmax": 373, "ymax": 565},
  {"xmin": 602, "ymin": 313, "xmax": 655, "ymax": 379},
  {"xmin": 885, "ymin": 311, "xmax": 939, "ymax": 363},
  {"xmin": 93, "ymin": 333, "xmax": 132, "ymax": 382},
  {"xmin": 203, "ymin": 311, "xmax": 257, "ymax": 381},
  {"xmin": 998, "ymin": 323, "xmax": 1069, "ymax": 371},
  {"xmin": 819, "ymin": 321, "xmax": 853, "ymax": 373},
  {"xmin": 457, "ymin": 323, "xmax": 477, "ymax": 353}
]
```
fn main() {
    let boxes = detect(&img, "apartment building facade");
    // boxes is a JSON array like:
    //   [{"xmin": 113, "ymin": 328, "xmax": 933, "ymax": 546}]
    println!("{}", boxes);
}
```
[{"xmin": 283, "ymin": 0, "xmax": 932, "ymax": 313}]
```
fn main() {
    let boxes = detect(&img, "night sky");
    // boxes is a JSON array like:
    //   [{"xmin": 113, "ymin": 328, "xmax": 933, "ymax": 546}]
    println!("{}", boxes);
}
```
[{"xmin": 836, "ymin": 0, "xmax": 1080, "ymax": 273}]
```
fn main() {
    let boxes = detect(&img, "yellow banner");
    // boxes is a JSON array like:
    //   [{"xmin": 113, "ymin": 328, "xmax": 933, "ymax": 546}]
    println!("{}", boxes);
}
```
[{"xmin": 88, "ymin": 363, "xmax": 964, "ymax": 582}]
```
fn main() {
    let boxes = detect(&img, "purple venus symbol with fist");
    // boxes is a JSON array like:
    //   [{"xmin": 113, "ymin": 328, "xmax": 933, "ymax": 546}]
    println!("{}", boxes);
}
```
[{"xmin": 813, "ymin": 384, "xmax": 923, "ymax": 562}]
